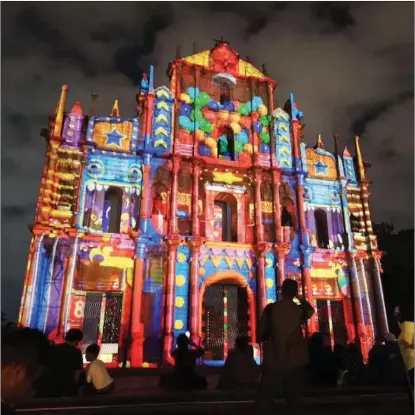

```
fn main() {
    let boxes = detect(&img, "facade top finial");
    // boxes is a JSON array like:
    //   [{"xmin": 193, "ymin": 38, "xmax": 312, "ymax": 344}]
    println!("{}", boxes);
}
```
[
  {"xmin": 355, "ymin": 135, "xmax": 366, "ymax": 180},
  {"xmin": 343, "ymin": 146, "xmax": 351, "ymax": 157},
  {"xmin": 53, "ymin": 84, "xmax": 68, "ymax": 137},
  {"xmin": 110, "ymin": 99, "xmax": 120, "ymax": 117},
  {"xmin": 333, "ymin": 134, "xmax": 340, "ymax": 155},
  {"xmin": 90, "ymin": 92, "xmax": 98, "ymax": 116},
  {"xmin": 213, "ymin": 36, "xmax": 230, "ymax": 46},
  {"xmin": 314, "ymin": 134, "xmax": 324, "ymax": 149},
  {"xmin": 140, "ymin": 73, "xmax": 149, "ymax": 95},
  {"xmin": 70, "ymin": 102, "xmax": 83, "ymax": 115}
]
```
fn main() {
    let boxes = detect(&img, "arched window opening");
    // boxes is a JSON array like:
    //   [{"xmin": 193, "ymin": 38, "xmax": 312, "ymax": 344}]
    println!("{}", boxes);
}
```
[
  {"xmin": 279, "ymin": 183, "xmax": 296, "ymax": 243},
  {"xmin": 315, "ymin": 209, "xmax": 330, "ymax": 249},
  {"xmin": 261, "ymin": 181, "xmax": 275, "ymax": 242},
  {"xmin": 213, "ymin": 193, "xmax": 238, "ymax": 242},
  {"xmin": 151, "ymin": 167, "xmax": 171, "ymax": 235},
  {"xmin": 151, "ymin": 183, "xmax": 168, "ymax": 235},
  {"xmin": 131, "ymin": 194, "xmax": 141, "ymax": 232},
  {"xmin": 350, "ymin": 213, "xmax": 362, "ymax": 233},
  {"xmin": 281, "ymin": 206, "xmax": 293, "ymax": 227},
  {"xmin": 103, "ymin": 187, "xmax": 123, "ymax": 233},
  {"xmin": 218, "ymin": 126, "xmax": 235, "ymax": 161},
  {"xmin": 177, "ymin": 169, "xmax": 192, "ymax": 236},
  {"xmin": 83, "ymin": 208, "xmax": 92, "ymax": 228},
  {"xmin": 220, "ymin": 90, "xmax": 231, "ymax": 105},
  {"xmin": 281, "ymin": 198, "xmax": 294, "ymax": 227}
]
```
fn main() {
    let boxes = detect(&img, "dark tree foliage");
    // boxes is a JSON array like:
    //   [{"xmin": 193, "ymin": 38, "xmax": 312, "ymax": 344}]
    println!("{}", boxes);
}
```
[{"xmin": 374, "ymin": 223, "xmax": 414, "ymax": 332}]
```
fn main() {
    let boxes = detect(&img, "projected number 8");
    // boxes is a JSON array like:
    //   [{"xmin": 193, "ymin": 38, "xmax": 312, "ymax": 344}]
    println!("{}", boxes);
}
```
[{"xmin": 74, "ymin": 300, "xmax": 85, "ymax": 319}]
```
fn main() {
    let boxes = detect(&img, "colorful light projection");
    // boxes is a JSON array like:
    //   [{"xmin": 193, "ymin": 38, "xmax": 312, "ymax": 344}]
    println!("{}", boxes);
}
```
[{"xmin": 19, "ymin": 41, "xmax": 388, "ymax": 368}]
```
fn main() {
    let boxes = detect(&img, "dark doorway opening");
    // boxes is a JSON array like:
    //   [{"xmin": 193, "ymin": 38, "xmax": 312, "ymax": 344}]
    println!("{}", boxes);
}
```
[{"xmin": 202, "ymin": 283, "xmax": 250, "ymax": 361}]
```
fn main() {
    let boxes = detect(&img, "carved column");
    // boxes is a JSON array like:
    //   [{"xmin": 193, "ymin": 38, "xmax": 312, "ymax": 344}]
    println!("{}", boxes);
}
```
[
  {"xmin": 189, "ymin": 238, "xmax": 203, "ymax": 339},
  {"xmin": 350, "ymin": 253, "xmax": 367, "ymax": 342},
  {"xmin": 139, "ymin": 154, "xmax": 152, "ymax": 234},
  {"xmin": 272, "ymin": 169, "xmax": 282, "ymax": 243},
  {"xmin": 276, "ymin": 245, "xmax": 288, "ymax": 287},
  {"xmin": 358, "ymin": 257, "xmax": 375, "ymax": 348},
  {"xmin": 254, "ymin": 168, "xmax": 264, "ymax": 243},
  {"xmin": 257, "ymin": 245, "xmax": 267, "ymax": 312},
  {"xmin": 191, "ymin": 161, "xmax": 202, "ymax": 237},
  {"xmin": 131, "ymin": 241, "xmax": 146, "ymax": 368},
  {"xmin": 163, "ymin": 235, "xmax": 181, "ymax": 365},
  {"xmin": 301, "ymin": 246, "xmax": 317, "ymax": 333},
  {"xmin": 373, "ymin": 254, "xmax": 389, "ymax": 335},
  {"xmin": 169, "ymin": 157, "xmax": 181, "ymax": 235}
]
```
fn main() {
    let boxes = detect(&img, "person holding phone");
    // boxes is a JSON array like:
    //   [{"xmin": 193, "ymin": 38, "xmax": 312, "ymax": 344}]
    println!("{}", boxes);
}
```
[
  {"xmin": 161, "ymin": 333, "xmax": 207, "ymax": 391},
  {"xmin": 256, "ymin": 279, "xmax": 314, "ymax": 409}
]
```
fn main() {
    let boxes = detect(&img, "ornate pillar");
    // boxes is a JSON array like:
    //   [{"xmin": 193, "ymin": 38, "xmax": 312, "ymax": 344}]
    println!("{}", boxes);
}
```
[
  {"xmin": 296, "ymin": 178, "xmax": 307, "ymax": 231},
  {"xmin": 373, "ymin": 254, "xmax": 389, "ymax": 335},
  {"xmin": 358, "ymin": 256, "xmax": 375, "ymax": 348},
  {"xmin": 189, "ymin": 238, "xmax": 203, "ymax": 339},
  {"xmin": 191, "ymin": 161, "xmax": 202, "ymax": 237},
  {"xmin": 169, "ymin": 157, "xmax": 181, "ymax": 235},
  {"xmin": 276, "ymin": 245, "xmax": 288, "ymax": 287},
  {"xmin": 271, "ymin": 169, "xmax": 282, "ymax": 243},
  {"xmin": 19, "ymin": 236, "xmax": 36, "ymax": 325},
  {"xmin": 140, "ymin": 162, "xmax": 152, "ymax": 219},
  {"xmin": 139, "ymin": 154, "xmax": 152, "ymax": 234},
  {"xmin": 254, "ymin": 168, "xmax": 264, "ymax": 243},
  {"xmin": 61, "ymin": 233, "xmax": 79, "ymax": 335},
  {"xmin": 130, "ymin": 241, "xmax": 146, "ymax": 368},
  {"xmin": 163, "ymin": 235, "xmax": 181, "ymax": 365},
  {"xmin": 350, "ymin": 253, "xmax": 366, "ymax": 344},
  {"xmin": 257, "ymin": 245, "xmax": 267, "ymax": 312},
  {"xmin": 302, "ymin": 246, "xmax": 317, "ymax": 333}
]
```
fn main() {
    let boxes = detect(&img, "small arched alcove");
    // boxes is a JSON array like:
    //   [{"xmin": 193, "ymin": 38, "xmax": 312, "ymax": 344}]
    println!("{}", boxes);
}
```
[
  {"xmin": 214, "ymin": 192, "xmax": 238, "ymax": 242},
  {"xmin": 217, "ymin": 126, "xmax": 235, "ymax": 161},
  {"xmin": 104, "ymin": 187, "xmax": 123, "ymax": 233},
  {"xmin": 314, "ymin": 208, "xmax": 329, "ymax": 248}
]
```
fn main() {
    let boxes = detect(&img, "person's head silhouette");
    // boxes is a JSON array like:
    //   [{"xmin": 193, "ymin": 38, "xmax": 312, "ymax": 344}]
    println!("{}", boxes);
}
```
[
  {"xmin": 281, "ymin": 279, "xmax": 298, "ymax": 300},
  {"xmin": 176, "ymin": 333, "xmax": 190, "ymax": 349},
  {"xmin": 2, "ymin": 327, "xmax": 51, "ymax": 403}
]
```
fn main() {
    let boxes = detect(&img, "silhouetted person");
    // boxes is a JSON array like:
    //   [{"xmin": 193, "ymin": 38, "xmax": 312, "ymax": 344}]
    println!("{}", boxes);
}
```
[
  {"xmin": 2, "ymin": 327, "xmax": 51, "ymax": 414},
  {"xmin": 256, "ymin": 279, "xmax": 314, "ymax": 410},
  {"xmin": 343, "ymin": 338, "xmax": 364, "ymax": 385},
  {"xmin": 84, "ymin": 344, "xmax": 114, "ymax": 395},
  {"xmin": 161, "ymin": 333, "xmax": 207, "ymax": 391},
  {"xmin": 218, "ymin": 336, "xmax": 259, "ymax": 390},
  {"xmin": 37, "ymin": 329, "xmax": 85, "ymax": 397},
  {"xmin": 307, "ymin": 332, "xmax": 337, "ymax": 386},
  {"xmin": 368, "ymin": 337, "xmax": 388, "ymax": 384}
]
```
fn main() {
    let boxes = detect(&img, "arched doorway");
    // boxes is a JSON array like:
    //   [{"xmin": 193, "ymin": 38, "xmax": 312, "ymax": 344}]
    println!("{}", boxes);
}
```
[
  {"xmin": 213, "ymin": 193, "xmax": 238, "ymax": 242},
  {"xmin": 103, "ymin": 187, "xmax": 123, "ymax": 233},
  {"xmin": 200, "ymin": 272, "xmax": 255, "ymax": 364}
]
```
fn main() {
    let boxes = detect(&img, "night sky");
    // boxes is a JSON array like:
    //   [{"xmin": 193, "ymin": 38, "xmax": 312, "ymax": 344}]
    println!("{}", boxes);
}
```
[{"xmin": 1, "ymin": 2, "xmax": 414, "ymax": 320}]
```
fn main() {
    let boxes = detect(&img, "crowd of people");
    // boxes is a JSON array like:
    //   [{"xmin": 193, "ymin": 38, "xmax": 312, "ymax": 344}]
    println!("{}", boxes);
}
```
[
  {"xmin": 1, "ymin": 279, "xmax": 413, "ymax": 413},
  {"xmin": 1, "ymin": 325, "xmax": 115, "ymax": 414}
]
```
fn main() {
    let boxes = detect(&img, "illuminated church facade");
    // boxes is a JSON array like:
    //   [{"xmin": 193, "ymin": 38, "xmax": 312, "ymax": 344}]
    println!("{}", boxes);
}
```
[{"xmin": 19, "ymin": 41, "xmax": 388, "ymax": 367}]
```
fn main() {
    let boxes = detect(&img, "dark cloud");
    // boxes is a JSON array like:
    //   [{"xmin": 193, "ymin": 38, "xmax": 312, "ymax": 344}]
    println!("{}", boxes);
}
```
[
  {"xmin": 311, "ymin": 2, "xmax": 356, "ymax": 32},
  {"xmin": 1, "ymin": 2, "xmax": 413, "ymax": 320},
  {"xmin": 2, "ymin": 205, "xmax": 33, "ymax": 220},
  {"xmin": 350, "ymin": 89, "xmax": 414, "ymax": 136}
]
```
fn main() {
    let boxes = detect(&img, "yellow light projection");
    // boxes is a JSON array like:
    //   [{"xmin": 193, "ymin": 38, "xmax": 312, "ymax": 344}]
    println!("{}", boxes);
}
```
[{"xmin": 305, "ymin": 148, "xmax": 337, "ymax": 179}]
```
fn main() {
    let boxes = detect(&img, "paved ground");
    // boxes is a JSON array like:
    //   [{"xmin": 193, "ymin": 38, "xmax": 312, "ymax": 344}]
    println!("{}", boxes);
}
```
[
  {"xmin": 16, "ymin": 393, "xmax": 412, "ymax": 415},
  {"xmin": 15, "ymin": 372, "xmax": 413, "ymax": 415}
]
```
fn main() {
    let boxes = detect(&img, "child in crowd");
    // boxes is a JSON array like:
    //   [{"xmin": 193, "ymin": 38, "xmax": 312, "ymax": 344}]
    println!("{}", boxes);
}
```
[{"xmin": 84, "ymin": 344, "xmax": 114, "ymax": 395}]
